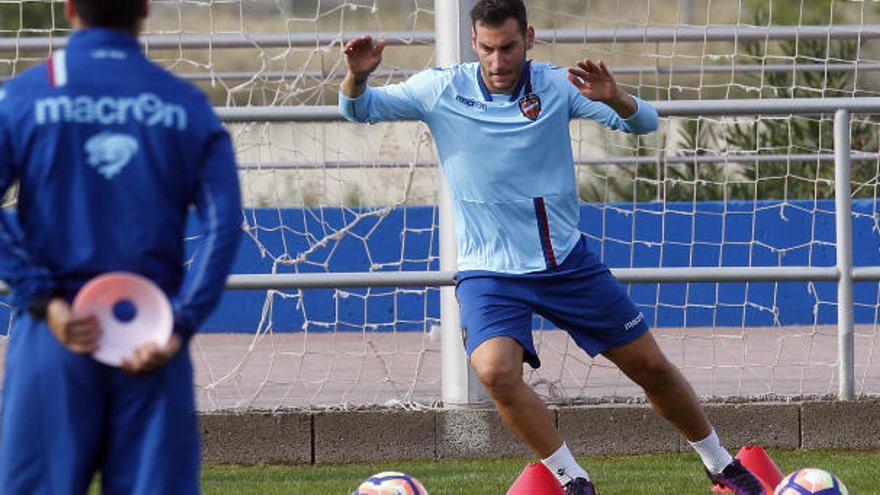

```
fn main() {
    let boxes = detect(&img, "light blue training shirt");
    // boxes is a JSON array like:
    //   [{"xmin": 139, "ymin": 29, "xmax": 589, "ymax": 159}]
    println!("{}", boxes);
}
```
[{"xmin": 340, "ymin": 60, "xmax": 658, "ymax": 273}]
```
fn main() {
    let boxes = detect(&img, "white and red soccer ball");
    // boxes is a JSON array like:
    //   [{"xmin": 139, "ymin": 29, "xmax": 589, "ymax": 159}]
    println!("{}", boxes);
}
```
[
  {"xmin": 352, "ymin": 471, "xmax": 428, "ymax": 495},
  {"xmin": 775, "ymin": 468, "xmax": 848, "ymax": 495}
]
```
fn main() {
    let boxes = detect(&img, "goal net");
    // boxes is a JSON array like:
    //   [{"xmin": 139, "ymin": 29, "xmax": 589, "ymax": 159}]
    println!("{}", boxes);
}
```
[{"xmin": 1, "ymin": 0, "xmax": 880, "ymax": 410}]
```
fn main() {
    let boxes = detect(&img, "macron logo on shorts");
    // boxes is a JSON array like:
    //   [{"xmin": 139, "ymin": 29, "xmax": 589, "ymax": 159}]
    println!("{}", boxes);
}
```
[{"xmin": 624, "ymin": 312, "xmax": 645, "ymax": 331}]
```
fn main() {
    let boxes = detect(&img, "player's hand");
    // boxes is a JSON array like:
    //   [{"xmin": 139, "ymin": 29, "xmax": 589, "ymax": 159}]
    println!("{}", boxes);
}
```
[
  {"xmin": 343, "ymin": 35, "xmax": 386, "ymax": 81},
  {"xmin": 567, "ymin": 59, "xmax": 621, "ymax": 103},
  {"xmin": 121, "ymin": 334, "xmax": 183, "ymax": 375},
  {"xmin": 568, "ymin": 58, "xmax": 638, "ymax": 117},
  {"xmin": 46, "ymin": 298, "xmax": 102, "ymax": 354}
]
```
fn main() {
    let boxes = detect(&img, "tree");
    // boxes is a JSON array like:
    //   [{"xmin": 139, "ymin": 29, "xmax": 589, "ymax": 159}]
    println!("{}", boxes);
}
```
[{"xmin": 672, "ymin": 1, "xmax": 877, "ymax": 201}]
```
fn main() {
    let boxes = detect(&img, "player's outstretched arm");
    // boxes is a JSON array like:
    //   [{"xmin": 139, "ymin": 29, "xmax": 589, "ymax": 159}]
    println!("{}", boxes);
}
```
[
  {"xmin": 338, "ymin": 38, "xmax": 446, "ymax": 124},
  {"xmin": 566, "ymin": 58, "xmax": 658, "ymax": 134},
  {"xmin": 341, "ymin": 35, "xmax": 386, "ymax": 99},
  {"xmin": 567, "ymin": 59, "xmax": 637, "ymax": 118}
]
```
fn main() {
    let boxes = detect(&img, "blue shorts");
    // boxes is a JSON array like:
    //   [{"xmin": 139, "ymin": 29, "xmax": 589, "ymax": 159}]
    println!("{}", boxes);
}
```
[
  {"xmin": 0, "ymin": 313, "xmax": 200, "ymax": 495},
  {"xmin": 456, "ymin": 236, "xmax": 649, "ymax": 369}
]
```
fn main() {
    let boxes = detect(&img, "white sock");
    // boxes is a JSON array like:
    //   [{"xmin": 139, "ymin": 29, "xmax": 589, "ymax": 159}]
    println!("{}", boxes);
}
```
[
  {"xmin": 541, "ymin": 442, "xmax": 590, "ymax": 486},
  {"xmin": 688, "ymin": 429, "xmax": 734, "ymax": 475}
]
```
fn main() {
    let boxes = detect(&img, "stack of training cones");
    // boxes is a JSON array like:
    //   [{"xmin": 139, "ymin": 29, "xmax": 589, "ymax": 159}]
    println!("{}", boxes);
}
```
[
  {"xmin": 507, "ymin": 463, "xmax": 565, "ymax": 495},
  {"xmin": 712, "ymin": 445, "xmax": 783, "ymax": 494},
  {"xmin": 507, "ymin": 445, "xmax": 781, "ymax": 494}
]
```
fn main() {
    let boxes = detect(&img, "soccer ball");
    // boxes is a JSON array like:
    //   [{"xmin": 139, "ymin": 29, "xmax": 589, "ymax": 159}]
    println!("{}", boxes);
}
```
[
  {"xmin": 775, "ymin": 468, "xmax": 848, "ymax": 495},
  {"xmin": 351, "ymin": 471, "xmax": 429, "ymax": 495}
]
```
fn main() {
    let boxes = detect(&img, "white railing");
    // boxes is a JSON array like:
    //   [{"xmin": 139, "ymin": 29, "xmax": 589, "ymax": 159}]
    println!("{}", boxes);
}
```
[
  {"xmin": 0, "ymin": 97, "xmax": 873, "ymax": 402},
  {"xmin": 2, "ymin": 8, "xmax": 878, "ymax": 403},
  {"xmin": 3, "ymin": 25, "xmax": 879, "ymax": 53},
  {"xmin": 215, "ymin": 97, "xmax": 875, "ymax": 401},
  {"xmin": 0, "ymin": 96, "xmax": 874, "ymax": 401}
]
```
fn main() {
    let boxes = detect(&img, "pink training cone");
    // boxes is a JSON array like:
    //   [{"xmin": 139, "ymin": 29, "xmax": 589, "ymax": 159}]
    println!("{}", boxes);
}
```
[
  {"xmin": 507, "ymin": 463, "xmax": 565, "ymax": 495},
  {"xmin": 72, "ymin": 271, "xmax": 172, "ymax": 367},
  {"xmin": 712, "ymin": 445, "xmax": 783, "ymax": 494}
]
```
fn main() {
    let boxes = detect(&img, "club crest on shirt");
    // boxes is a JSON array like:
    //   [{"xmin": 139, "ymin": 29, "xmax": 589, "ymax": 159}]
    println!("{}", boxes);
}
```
[{"xmin": 518, "ymin": 93, "xmax": 541, "ymax": 121}]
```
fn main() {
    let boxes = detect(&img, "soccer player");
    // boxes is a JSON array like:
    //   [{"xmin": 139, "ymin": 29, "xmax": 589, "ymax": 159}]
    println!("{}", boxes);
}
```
[
  {"xmin": 339, "ymin": 1, "xmax": 764, "ymax": 493},
  {"xmin": 0, "ymin": 1, "xmax": 242, "ymax": 493}
]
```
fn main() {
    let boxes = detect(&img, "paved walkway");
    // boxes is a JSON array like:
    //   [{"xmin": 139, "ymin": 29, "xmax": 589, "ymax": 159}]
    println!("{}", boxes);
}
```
[
  {"xmin": 2, "ymin": 325, "xmax": 877, "ymax": 411},
  {"xmin": 186, "ymin": 325, "xmax": 880, "ymax": 410}
]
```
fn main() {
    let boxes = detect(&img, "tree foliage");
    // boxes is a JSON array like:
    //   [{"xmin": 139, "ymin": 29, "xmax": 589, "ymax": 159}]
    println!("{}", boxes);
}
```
[{"xmin": 585, "ymin": 1, "xmax": 879, "ymax": 203}]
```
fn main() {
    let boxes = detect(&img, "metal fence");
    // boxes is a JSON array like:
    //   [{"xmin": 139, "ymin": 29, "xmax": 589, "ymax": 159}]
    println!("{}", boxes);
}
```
[
  {"xmin": 206, "ymin": 96, "xmax": 880, "ymax": 403},
  {"xmin": 2, "ymin": 7, "xmax": 878, "ymax": 404},
  {"xmin": 0, "ymin": 95, "xmax": 874, "ymax": 402},
  {"xmin": 3, "ymin": 25, "xmax": 879, "ymax": 83}
]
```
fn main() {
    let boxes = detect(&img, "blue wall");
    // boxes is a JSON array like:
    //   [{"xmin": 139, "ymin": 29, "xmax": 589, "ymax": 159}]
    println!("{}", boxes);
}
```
[
  {"xmin": 4, "ymin": 199, "xmax": 880, "ymax": 333},
  {"xmin": 581, "ymin": 200, "xmax": 878, "ymax": 329}
]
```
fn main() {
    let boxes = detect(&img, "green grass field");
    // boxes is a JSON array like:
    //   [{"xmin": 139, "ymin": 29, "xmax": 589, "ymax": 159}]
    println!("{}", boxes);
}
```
[{"xmin": 185, "ymin": 450, "xmax": 880, "ymax": 494}]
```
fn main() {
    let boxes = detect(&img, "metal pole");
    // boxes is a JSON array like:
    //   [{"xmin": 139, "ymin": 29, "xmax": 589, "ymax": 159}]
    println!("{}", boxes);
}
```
[
  {"xmin": 209, "ymin": 98, "xmax": 880, "ymax": 123},
  {"xmin": 435, "ymin": 0, "xmax": 486, "ymax": 407},
  {"xmin": 5, "ymin": 25, "xmax": 880, "ymax": 53},
  {"xmin": 834, "ymin": 109, "xmax": 855, "ymax": 400},
  {"xmin": 653, "ymin": 97, "xmax": 880, "ymax": 117},
  {"xmin": 11, "ymin": 62, "xmax": 880, "ymax": 84},
  {"xmin": 219, "ymin": 266, "xmax": 839, "ymax": 290},
  {"xmin": 0, "ymin": 265, "xmax": 856, "ymax": 295},
  {"xmin": 235, "ymin": 152, "xmax": 880, "ymax": 171},
  {"xmin": 680, "ymin": 0, "xmax": 695, "ymax": 25}
]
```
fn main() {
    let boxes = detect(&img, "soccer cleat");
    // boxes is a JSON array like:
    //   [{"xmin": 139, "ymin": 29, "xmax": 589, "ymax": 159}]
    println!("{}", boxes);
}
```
[
  {"xmin": 563, "ymin": 478, "xmax": 597, "ymax": 495},
  {"xmin": 706, "ymin": 459, "xmax": 766, "ymax": 495}
]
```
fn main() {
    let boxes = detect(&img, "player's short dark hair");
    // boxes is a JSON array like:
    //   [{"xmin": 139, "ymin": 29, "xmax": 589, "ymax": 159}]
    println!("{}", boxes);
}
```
[
  {"xmin": 470, "ymin": 0, "xmax": 528, "ymax": 34},
  {"xmin": 71, "ymin": 0, "xmax": 145, "ymax": 30}
]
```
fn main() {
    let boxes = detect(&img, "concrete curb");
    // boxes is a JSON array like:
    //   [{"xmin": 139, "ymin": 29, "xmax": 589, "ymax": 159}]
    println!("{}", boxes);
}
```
[
  {"xmin": 313, "ymin": 409, "xmax": 435, "ymax": 464},
  {"xmin": 698, "ymin": 403, "xmax": 800, "ymax": 451},
  {"xmin": 436, "ymin": 407, "xmax": 548, "ymax": 459},
  {"xmin": 559, "ymin": 404, "xmax": 679, "ymax": 455},
  {"xmin": 198, "ymin": 400, "xmax": 877, "ymax": 464},
  {"xmin": 801, "ymin": 399, "xmax": 880, "ymax": 449},
  {"xmin": 200, "ymin": 412, "xmax": 311, "ymax": 464}
]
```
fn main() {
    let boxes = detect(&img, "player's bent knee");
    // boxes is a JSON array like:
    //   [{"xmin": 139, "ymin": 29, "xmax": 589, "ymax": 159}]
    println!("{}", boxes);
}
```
[
  {"xmin": 469, "ymin": 337, "xmax": 525, "ymax": 393},
  {"xmin": 472, "ymin": 360, "xmax": 522, "ymax": 397}
]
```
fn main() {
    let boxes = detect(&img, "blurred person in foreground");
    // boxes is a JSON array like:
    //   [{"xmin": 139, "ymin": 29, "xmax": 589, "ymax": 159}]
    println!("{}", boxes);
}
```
[{"xmin": 0, "ymin": 0, "xmax": 242, "ymax": 493}]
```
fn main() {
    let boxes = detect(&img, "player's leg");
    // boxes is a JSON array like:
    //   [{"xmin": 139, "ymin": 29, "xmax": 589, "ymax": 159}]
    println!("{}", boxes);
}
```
[
  {"xmin": 536, "ymin": 236, "xmax": 762, "ymax": 494},
  {"xmin": 100, "ymin": 346, "xmax": 199, "ymax": 495},
  {"xmin": 458, "ymin": 275, "xmax": 593, "ymax": 493},
  {"xmin": 470, "ymin": 337, "xmax": 562, "ymax": 456},
  {"xmin": 0, "ymin": 314, "xmax": 105, "ymax": 495},
  {"xmin": 602, "ymin": 331, "xmax": 764, "ymax": 493},
  {"xmin": 602, "ymin": 332, "xmax": 710, "ymax": 440},
  {"xmin": 536, "ymin": 237, "xmax": 712, "ymax": 441}
]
